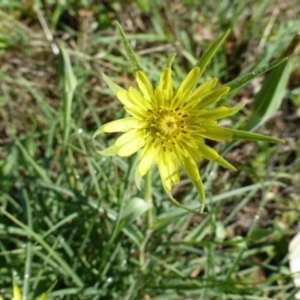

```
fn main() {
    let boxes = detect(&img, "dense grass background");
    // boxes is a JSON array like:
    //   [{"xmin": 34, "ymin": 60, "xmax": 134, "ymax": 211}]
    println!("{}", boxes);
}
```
[{"xmin": 0, "ymin": 0, "xmax": 300, "ymax": 299}]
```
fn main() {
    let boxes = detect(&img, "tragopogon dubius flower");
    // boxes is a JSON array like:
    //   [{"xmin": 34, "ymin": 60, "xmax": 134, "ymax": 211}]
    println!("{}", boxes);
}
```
[{"xmin": 93, "ymin": 23, "xmax": 285, "ymax": 213}]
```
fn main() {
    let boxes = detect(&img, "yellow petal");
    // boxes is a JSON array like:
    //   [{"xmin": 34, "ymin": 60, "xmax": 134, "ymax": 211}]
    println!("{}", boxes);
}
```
[
  {"xmin": 180, "ymin": 135, "xmax": 199, "ymax": 149},
  {"xmin": 124, "ymin": 106, "xmax": 147, "ymax": 120},
  {"xmin": 118, "ymin": 137, "xmax": 145, "ymax": 157},
  {"xmin": 128, "ymin": 87, "xmax": 152, "ymax": 110},
  {"xmin": 12, "ymin": 276, "xmax": 22, "ymax": 300},
  {"xmin": 157, "ymin": 152, "xmax": 179, "ymax": 190},
  {"xmin": 196, "ymin": 87, "xmax": 230, "ymax": 109},
  {"xmin": 172, "ymin": 67, "xmax": 201, "ymax": 109},
  {"xmin": 138, "ymin": 145, "xmax": 155, "ymax": 176},
  {"xmin": 116, "ymin": 89, "xmax": 135, "ymax": 107},
  {"xmin": 159, "ymin": 67, "xmax": 173, "ymax": 100},
  {"xmin": 95, "ymin": 118, "xmax": 143, "ymax": 136},
  {"xmin": 115, "ymin": 129, "xmax": 140, "ymax": 146},
  {"xmin": 176, "ymin": 67, "xmax": 201, "ymax": 97},
  {"xmin": 190, "ymin": 78, "xmax": 218, "ymax": 101},
  {"xmin": 180, "ymin": 155, "xmax": 199, "ymax": 182},
  {"xmin": 170, "ymin": 161, "xmax": 180, "ymax": 184},
  {"xmin": 157, "ymin": 159, "xmax": 172, "ymax": 191},
  {"xmin": 135, "ymin": 70, "xmax": 154, "ymax": 100}
]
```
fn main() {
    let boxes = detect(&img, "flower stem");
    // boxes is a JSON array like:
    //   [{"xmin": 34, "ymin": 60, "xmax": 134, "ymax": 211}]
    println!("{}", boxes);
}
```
[
  {"xmin": 139, "ymin": 169, "xmax": 153, "ymax": 271},
  {"xmin": 144, "ymin": 168, "xmax": 153, "ymax": 229}
]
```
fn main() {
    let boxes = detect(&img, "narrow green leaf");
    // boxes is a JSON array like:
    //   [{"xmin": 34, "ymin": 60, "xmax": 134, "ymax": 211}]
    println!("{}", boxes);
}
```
[
  {"xmin": 225, "ymin": 128, "xmax": 284, "ymax": 143},
  {"xmin": 246, "ymin": 34, "xmax": 300, "ymax": 129},
  {"xmin": 196, "ymin": 29, "xmax": 231, "ymax": 76},
  {"xmin": 224, "ymin": 57, "xmax": 288, "ymax": 92},
  {"xmin": 15, "ymin": 140, "xmax": 51, "ymax": 183},
  {"xmin": 115, "ymin": 21, "xmax": 142, "ymax": 72},
  {"xmin": 58, "ymin": 45, "xmax": 77, "ymax": 150},
  {"xmin": 1, "ymin": 209, "xmax": 83, "ymax": 287}
]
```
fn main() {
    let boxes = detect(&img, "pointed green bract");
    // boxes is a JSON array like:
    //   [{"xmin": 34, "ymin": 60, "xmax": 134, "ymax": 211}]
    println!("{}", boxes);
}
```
[
  {"xmin": 224, "ymin": 57, "xmax": 288, "ymax": 92},
  {"xmin": 102, "ymin": 73, "xmax": 123, "ymax": 94},
  {"xmin": 165, "ymin": 53, "xmax": 176, "ymax": 68},
  {"xmin": 225, "ymin": 128, "xmax": 285, "ymax": 143},
  {"xmin": 116, "ymin": 21, "xmax": 142, "ymax": 72},
  {"xmin": 196, "ymin": 29, "xmax": 231, "ymax": 76},
  {"xmin": 97, "ymin": 144, "xmax": 123, "ymax": 156},
  {"xmin": 165, "ymin": 188, "xmax": 205, "ymax": 215}
]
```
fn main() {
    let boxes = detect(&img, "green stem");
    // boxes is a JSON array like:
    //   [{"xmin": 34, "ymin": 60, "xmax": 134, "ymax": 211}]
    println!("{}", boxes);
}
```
[
  {"xmin": 139, "ymin": 169, "xmax": 153, "ymax": 271},
  {"xmin": 144, "ymin": 168, "xmax": 153, "ymax": 229}
]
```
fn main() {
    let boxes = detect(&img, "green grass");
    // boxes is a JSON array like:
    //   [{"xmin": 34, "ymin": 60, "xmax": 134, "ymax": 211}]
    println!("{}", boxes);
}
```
[{"xmin": 0, "ymin": 0, "xmax": 300, "ymax": 299}]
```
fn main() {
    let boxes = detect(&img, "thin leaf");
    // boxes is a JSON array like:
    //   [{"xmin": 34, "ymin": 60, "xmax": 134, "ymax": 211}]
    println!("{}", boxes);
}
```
[
  {"xmin": 246, "ymin": 34, "xmax": 300, "ymax": 129},
  {"xmin": 1, "ymin": 209, "xmax": 84, "ymax": 287},
  {"xmin": 225, "ymin": 128, "xmax": 284, "ymax": 143},
  {"xmin": 58, "ymin": 45, "xmax": 77, "ymax": 150}
]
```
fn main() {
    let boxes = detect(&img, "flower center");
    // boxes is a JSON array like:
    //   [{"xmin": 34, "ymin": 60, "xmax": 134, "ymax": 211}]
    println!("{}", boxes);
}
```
[
  {"xmin": 146, "ymin": 107, "xmax": 189, "ymax": 145},
  {"xmin": 160, "ymin": 115, "xmax": 178, "ymax": 133}
]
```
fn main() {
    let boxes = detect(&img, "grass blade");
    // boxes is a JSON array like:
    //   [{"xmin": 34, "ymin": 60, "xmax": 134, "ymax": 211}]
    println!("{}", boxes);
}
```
[
  {"xmin": 58, "ymin": 45, "xmax": 77, "ymax": 151},
  {"xmin": 246, "ymin": 34, "xmax": 300, "ymax": 129}
]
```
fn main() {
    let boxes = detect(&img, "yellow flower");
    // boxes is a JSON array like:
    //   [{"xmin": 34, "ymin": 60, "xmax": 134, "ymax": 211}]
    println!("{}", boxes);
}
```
[
  {"xmin": 0, "ymin": 276, "xmax": 56, "ymax": 300},
  {"xmin": 93, "ymin": 23, "xmax": 284, "ymax": 212}
]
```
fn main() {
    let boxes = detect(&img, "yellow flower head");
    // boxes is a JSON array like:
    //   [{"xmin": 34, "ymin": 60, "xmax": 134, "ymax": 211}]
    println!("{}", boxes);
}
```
[{"xmin": 93, "ymin": 23, "xmax": 285, "ymax": 212}]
